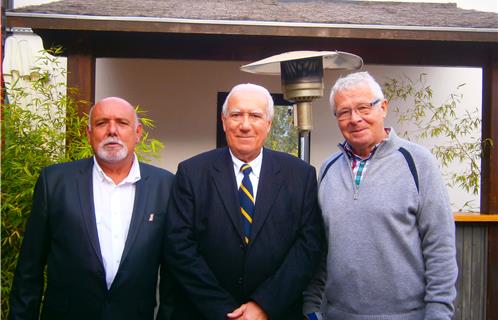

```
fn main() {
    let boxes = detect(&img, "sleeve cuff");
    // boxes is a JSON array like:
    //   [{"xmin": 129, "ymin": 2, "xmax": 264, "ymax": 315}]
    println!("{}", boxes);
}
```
[{"xmin": 424, "ymin": 302, "xmax": 454, "ymax": 320}]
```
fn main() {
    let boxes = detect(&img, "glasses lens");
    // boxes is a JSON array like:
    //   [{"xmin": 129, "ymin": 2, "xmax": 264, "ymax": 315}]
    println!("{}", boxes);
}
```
[{"xmin": 356, "ymin": 104, "xmax": 372, "ymax": 115}]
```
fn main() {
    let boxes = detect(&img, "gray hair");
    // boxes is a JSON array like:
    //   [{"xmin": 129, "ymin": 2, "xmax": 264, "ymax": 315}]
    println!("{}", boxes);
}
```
[
  {"xmin": 87, "ymin": 97, "xmax": 140, "ymax": 130},
  {"xmin": 221, "ymin": 83, "xmax": 274, "ymax": 120},
  {"xmin": 329, "ymin": 71, "xmax": 385, "ymax": 111}
]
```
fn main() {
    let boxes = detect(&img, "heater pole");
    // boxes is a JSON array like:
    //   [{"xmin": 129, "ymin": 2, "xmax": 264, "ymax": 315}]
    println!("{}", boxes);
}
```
[
  {"xmin": 295, "ymin": 101, "xmax": 313, "ymax": 163},
  {"xmin": 298, "ymin": 130, "xmax": 310, "ymax": 163}
]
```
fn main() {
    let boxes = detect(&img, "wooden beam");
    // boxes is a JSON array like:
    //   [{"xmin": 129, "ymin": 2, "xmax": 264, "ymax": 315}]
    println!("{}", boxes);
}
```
[
  {"xmin": 482, "ymin": 46, "xmax": 498, "ymax": 320},
  {"xmin": 32, "ymin": 30, "xmax": 494, "ymax": 68},
  {"xmin": 65, "ymin": 51, "xmax": 95, "ymax": 154},
  {"xmin": 6, "ymin": 15, "xmax": 498, "ymax": 43},
  {"xmin": 66, "ymin": 51, "xmax": 95, "ymax": 115}
]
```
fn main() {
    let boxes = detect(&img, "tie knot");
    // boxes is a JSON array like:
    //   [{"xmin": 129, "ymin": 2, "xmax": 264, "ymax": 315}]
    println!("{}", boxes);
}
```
[{"xmin": 241, "ymin": 164, "xmax": 252, "ymax": 176}]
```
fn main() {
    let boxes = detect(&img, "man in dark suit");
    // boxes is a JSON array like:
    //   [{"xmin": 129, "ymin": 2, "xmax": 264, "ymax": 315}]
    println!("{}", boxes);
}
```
[
  {"xmin": 10, "ymin": 97, "xmax": 174, "ymax": 320},
  {"xmin": 165, "ymin": 84, "xmax": 324, "ymax": 320}
]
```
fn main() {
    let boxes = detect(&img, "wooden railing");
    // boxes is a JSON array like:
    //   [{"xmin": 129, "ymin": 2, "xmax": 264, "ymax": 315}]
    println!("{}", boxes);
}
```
[{"xmin": 454, "ymin": 213, "xmax": 498, "ymax": 223}]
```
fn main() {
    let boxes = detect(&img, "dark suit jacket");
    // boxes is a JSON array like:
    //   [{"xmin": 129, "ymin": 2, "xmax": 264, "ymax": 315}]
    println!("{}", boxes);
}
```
[
  {"xmin": 165, "ymin": 148, "xmax": 324, "ymax": 320},
  {"xmin": 9, "ymin": 157, "xmax": 174, "ymax": 320}
]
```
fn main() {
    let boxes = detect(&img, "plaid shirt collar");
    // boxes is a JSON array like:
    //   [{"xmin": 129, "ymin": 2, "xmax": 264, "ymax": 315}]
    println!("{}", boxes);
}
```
[
  {"xmin": 342, "ymin": 142, "xmax": 378, "ymax": 165},
  {"xmin": 342, "ymin": 128, "xmax": 391, "ymax": 162}
]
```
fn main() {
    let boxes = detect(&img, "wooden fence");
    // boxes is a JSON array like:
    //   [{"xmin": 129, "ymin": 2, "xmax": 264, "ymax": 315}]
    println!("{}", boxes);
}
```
[{"xmin": 454, "ymin": 222, "xmax": 488, "ymax": 320}]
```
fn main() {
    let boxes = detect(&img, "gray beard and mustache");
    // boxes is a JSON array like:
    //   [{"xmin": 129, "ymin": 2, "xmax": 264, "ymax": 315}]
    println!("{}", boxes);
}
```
[{"xmin": 96, "ymin": 137, "xmax": 128, "ymax": 162}]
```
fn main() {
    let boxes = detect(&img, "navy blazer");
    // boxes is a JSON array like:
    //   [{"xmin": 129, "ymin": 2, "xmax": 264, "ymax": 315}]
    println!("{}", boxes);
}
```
[
  {"xmin": 165, "ymin": 148, "xmax": 324, "ymax": 320},
  {"xmin": 10, "ymin": 157, "xmax": 174, "ymax": 320}
]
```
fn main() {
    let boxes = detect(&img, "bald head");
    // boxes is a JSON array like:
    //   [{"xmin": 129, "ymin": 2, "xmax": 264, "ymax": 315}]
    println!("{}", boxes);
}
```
[
  {"xmin": 88, "ymin": 97, "xmax": 139, "ymax": 130},
  {"xmin": 86, "ymin": 96, "xmax": 143, "ymax": 167}
]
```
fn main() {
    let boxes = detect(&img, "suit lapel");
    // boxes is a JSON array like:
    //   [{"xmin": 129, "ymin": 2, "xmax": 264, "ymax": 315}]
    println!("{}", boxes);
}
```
[
  {"xmin": 76, "ymin": 158, "xmax": 104, "ymax": 268},
  {"xmin": 212, "ymin": 148, "xmax": 245, "ymax": 241},
  {"xmin": 120, "ymin": 164, "xmax": 149, "ymax": 268},
  {"xmin": 251, "ymin": 149, "xmax": 283, "ymax": 242},
  {"xmin": 110, "ymin": 164, "xmax": 149, "ymax": 291}
]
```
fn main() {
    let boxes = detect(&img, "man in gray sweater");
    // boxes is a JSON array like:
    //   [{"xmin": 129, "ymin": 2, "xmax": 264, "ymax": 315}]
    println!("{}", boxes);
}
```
[{"xmin": 303, "ymin": 71, "xmax": 457, "ymax": 320}]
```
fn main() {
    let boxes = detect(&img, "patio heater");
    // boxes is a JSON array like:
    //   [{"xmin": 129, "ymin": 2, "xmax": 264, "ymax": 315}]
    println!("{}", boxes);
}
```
[{"xmin": 240, "ymin": 51, "xmax": 363, "ymax": 163}]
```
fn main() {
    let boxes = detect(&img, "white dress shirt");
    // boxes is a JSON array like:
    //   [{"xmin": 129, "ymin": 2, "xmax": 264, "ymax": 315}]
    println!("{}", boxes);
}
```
[
  {"xmin": 92, "ymin": 155, "xmax": 141, "ymax": 289},
  {"xmin": 229, "ymin": 148, "xmax": 263, "ymax": 202}
]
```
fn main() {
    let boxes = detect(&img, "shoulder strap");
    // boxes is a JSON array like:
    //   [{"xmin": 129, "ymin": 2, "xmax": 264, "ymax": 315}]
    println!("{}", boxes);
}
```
[
  {"xmin": 319, "ymin": 153, "xmax": 344, "ymax": 184},
  {"xmin": 398, "ymin": 147, "xmax": 419, "ymax": 193}
]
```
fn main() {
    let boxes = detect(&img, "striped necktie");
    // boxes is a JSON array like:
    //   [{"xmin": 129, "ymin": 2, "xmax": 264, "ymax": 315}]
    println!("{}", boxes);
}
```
[{"xmin": 239, "ymin": 164, "xmax": 254, "ymax": 244}]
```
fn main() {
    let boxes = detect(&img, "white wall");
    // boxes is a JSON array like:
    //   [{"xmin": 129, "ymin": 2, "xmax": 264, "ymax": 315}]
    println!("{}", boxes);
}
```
[
  {"xmin": 96, "ymin": 58, "xmax": 482, "ymax": 211},
  {"xmin": 96, "ymin": 58, "xmax": 282, "ymax": 171}
]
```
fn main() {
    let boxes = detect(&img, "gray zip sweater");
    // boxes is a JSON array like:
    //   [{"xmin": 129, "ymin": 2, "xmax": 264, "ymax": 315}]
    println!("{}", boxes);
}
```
[{"xmin": 303, "ymin": 129, "xmax": 457, "ymax": 320}]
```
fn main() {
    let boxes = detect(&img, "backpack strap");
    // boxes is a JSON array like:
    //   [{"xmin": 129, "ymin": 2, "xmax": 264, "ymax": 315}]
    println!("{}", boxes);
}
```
[
  {"xmin": 319, "ymin": 153, "xmax": 344, "ymax": 184},
  {"xmin": 398, "ymin": 147, "xmax": 419, "ymax": 193}
]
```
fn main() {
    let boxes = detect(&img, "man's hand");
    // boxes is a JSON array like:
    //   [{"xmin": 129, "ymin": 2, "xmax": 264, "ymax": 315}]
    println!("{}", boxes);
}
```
[{"xmin": 226, "ymin": 301, "xmax": 268, "ymax": 320}]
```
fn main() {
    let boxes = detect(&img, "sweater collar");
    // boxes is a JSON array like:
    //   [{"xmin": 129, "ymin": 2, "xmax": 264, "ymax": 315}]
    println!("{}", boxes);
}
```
[{"xmin": 339, "ymin": 128, "xmax": 399, "ymax": 160}]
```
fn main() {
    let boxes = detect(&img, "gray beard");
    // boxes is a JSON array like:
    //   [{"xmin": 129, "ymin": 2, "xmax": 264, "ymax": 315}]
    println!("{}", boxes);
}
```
[{"xmin": 96, "ymin": 138, "xmax": 128, "ymax": 162}]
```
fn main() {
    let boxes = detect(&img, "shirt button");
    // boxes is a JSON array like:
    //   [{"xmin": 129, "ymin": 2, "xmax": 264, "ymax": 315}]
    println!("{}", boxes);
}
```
[{"xmin": 238, "ymin": 277, "xmax": 243, "ymax": 285}]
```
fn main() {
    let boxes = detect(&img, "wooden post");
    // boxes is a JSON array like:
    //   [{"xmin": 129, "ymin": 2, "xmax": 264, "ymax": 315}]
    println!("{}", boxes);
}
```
[
  {"xmin": 482, "ymin": 48, "xmax": 498, "ymax": 320},
  {"xmin": 65, "ymin": 35, "xmax": 95, "ymax": 152},
  {"xmin": 67, "ymin": 51, "xmax": 95, "ymax": 115}
]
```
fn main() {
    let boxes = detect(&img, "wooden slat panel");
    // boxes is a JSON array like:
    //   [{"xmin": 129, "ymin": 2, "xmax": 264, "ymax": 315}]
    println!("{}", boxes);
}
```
[
  {"xmin": 462, "ymin": 226, "xmax": 474, "ymax": 319},
  {"xmin": 487, "ymin": 224, "xmax": 498, "ymax": 320},
  {"xmin": 454, "ymin": 225, "xmax": 464, "ymax": 319},
  {"xmin": 454, "ymin": 223, "xmax": 487, "ymax": 320},
  {"xmin": 470, "ymin": 226, "xmax": 486, "ymax": 319}
]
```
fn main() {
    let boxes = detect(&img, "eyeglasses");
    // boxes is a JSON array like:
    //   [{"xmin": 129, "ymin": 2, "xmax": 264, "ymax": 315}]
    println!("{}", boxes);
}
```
[{"xmin": 334, "ymin": 99, "xmax": 381, "ymax": 121}]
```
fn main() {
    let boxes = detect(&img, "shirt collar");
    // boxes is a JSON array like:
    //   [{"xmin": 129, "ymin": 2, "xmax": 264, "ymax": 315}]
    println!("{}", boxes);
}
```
[
  {"xmin": 229, "ymin": 148, "xmax": 263, "ymax": 179},
  {"xmin": 343, "ymin": 128, "xmax": 391, "ymax": 161},
  {"xmin": 93, "ymin": 153, "xmax": 141, "ymax": 186}
]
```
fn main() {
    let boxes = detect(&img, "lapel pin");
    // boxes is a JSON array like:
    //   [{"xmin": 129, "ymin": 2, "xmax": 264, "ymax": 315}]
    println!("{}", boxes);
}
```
[{"xmin": 148, "ymin": 213, "xmax": 155, "ymax": 222}]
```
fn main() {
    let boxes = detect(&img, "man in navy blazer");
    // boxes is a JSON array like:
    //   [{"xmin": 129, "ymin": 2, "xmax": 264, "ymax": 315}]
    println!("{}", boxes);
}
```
[
  {"xmin": 165, "ymin": 84, "xmax": 325, "ymax": 320},
  {"xmin": 10, "ymin": 97, "xmax": 174, "ymax": 320}
]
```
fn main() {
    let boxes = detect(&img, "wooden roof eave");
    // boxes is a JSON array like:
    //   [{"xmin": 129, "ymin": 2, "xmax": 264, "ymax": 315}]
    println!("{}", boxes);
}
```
[{"xmin": 6, "ymin": 12, "xmax": 498, "ymax": 43}]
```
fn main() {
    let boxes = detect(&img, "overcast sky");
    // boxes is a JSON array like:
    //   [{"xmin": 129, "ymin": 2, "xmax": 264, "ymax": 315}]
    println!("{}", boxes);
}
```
[{"xmin": 367, "ymin": 0, "xmax": 497, "ymax": 13}]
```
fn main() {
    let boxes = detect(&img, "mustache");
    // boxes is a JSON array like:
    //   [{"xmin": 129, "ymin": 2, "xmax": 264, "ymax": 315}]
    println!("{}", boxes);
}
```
[{"xmin": 99, "ymin": 137, "xmax": 125, "ymax": 148}]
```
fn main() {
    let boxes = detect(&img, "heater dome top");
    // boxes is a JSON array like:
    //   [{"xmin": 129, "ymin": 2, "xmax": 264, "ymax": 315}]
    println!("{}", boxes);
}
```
[{"xmin": 240, "ymin": 50, "xmax": 363, "ymax": 75}]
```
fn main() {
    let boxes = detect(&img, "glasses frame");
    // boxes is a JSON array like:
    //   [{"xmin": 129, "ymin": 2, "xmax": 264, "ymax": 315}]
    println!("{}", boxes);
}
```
[{"xmin": 334, "ymin": 98, "xmax": 382, "ymax": 120}]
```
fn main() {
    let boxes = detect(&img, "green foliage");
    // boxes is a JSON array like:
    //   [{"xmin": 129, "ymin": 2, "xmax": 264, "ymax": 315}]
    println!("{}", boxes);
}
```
[
  {"xmin": 1, "ymin": 47, "xmax": 163, "ymax": 318},
  {"xmin": 383, "ymin": 74, "xmax": 493, "ymax": 210},
  {"xmin": 135, "ymin": 106, "xmax": 165, "ymax": 162},
  {"xmin": 265, "ymin": 104, "xmax": 298, "ymax": 156}
]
